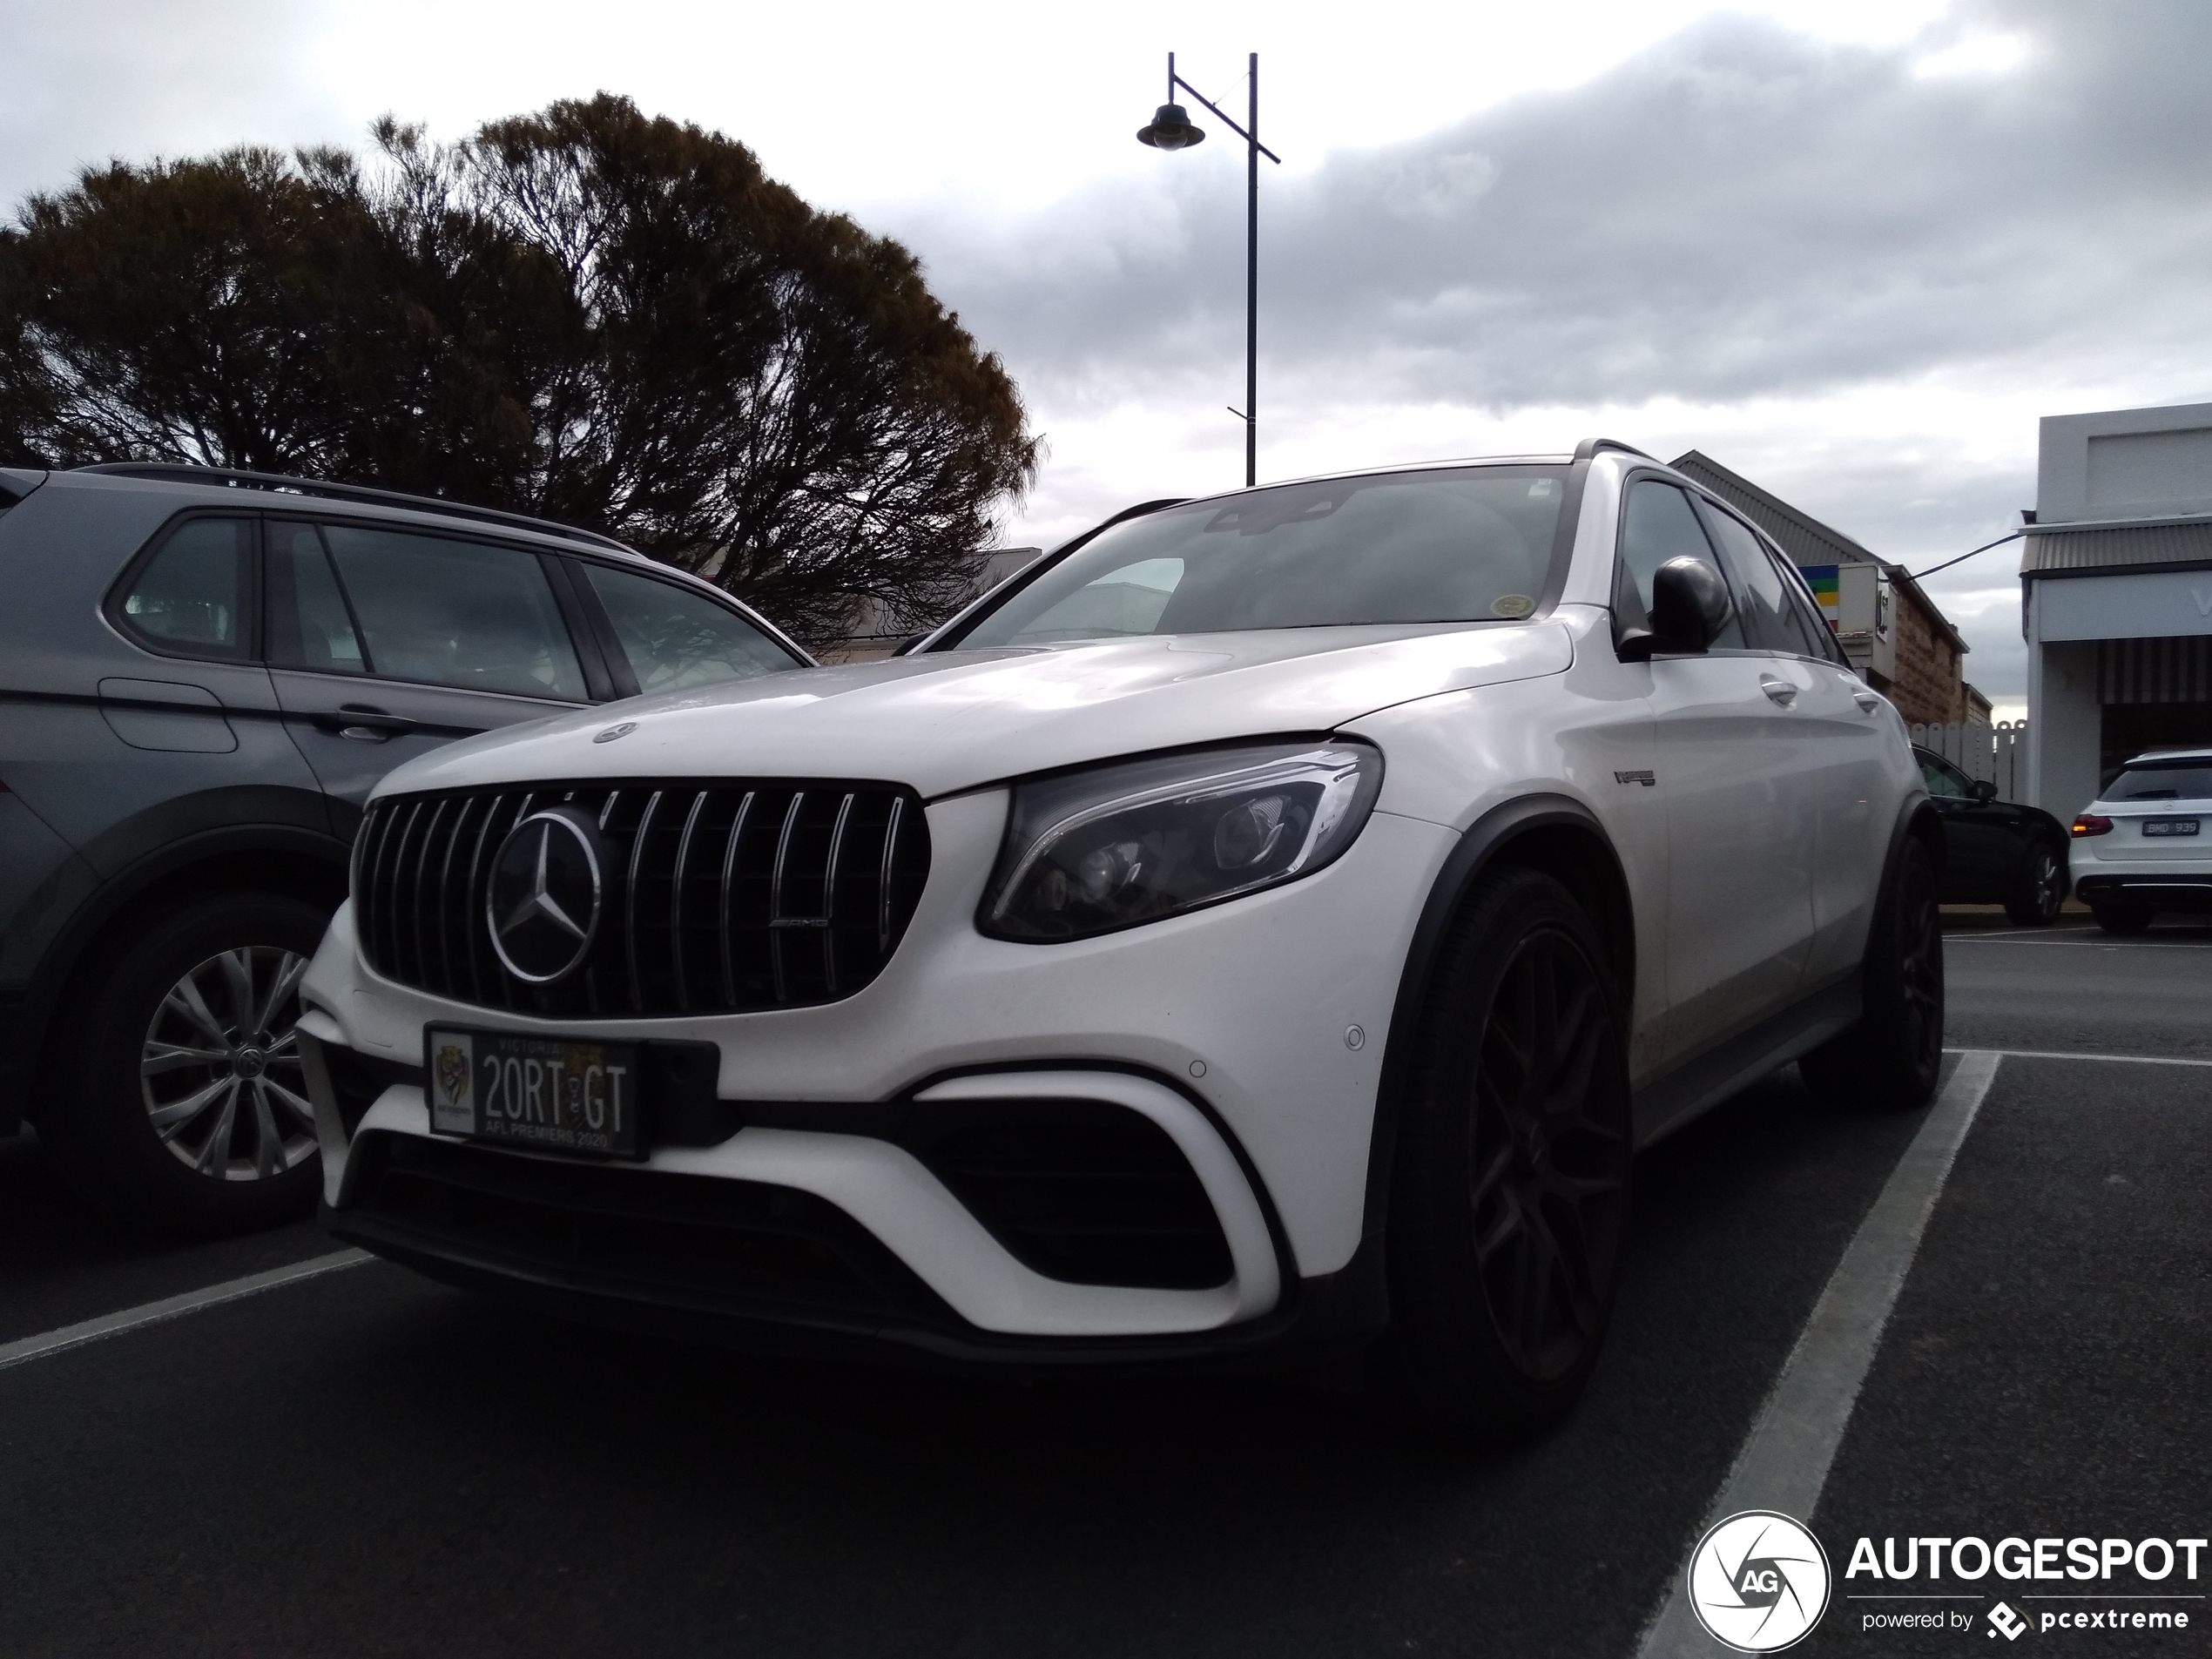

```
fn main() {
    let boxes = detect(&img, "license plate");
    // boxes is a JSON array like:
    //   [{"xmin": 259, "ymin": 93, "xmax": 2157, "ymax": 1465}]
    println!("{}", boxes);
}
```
[
  {"xmin": 2142, "ymin": 819, "xmax": 2201, "ymax": 837},
  {"xmin": 423, "ymin": 1027, "xmax": 644, "ymax": 1158}
]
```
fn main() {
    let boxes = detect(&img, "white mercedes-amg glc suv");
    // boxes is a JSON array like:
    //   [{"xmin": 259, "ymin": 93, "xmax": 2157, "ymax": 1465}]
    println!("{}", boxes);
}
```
[{"xmin": 300, "ymin": 441, "xmax": 1941, "ymax": 1437}]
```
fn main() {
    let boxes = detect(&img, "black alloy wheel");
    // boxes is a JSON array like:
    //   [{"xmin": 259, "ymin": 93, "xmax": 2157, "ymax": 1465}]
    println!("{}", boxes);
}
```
[
  {"xmin": 1802, "ymin": 837, "xmax": 1945, "ymax": 1111},
  {"xmin": 2004, "ymin": 843, "xmax": 2066, "ymax": 927},
  {"xmin": 1386, "ymin": 867, "xmax": 1632, "ymax": 1441}
]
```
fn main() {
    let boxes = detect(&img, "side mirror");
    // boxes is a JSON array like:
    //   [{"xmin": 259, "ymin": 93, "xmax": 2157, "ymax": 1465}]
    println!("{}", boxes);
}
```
[
  {"xmin": 1970, "ymin": 779, "xmax": 1999, "ymax": 803},
  {"xmin": 1620, "ymin": 556, "xmax": 1734, "ymax": 660}
]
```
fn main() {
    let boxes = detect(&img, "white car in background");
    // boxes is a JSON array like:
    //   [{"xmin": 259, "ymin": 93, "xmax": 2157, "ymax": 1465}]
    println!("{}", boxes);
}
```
[
  {"xmin": 2070, "ymin": 748, "xmax": 2212, "ymax": 933},
  {"xmin": 298, "ymin": 441, "xmax": 1939, "ymax": 1440}
]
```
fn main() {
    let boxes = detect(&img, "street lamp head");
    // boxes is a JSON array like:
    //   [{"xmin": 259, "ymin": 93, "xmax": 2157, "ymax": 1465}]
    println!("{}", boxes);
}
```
[{"xmin": 1137, "ymin": 103, "xmax": 1205, "ymax": 151}]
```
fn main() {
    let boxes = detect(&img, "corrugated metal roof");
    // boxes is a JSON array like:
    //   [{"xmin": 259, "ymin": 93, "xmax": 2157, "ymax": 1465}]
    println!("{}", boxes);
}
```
[
  {"xmin": 2022, "ymin": 520, "xmax": 2212, "ymax": 573},
  {"xmin": 1669, "ymin": 450, "xmax": 1880, "ymax": 568},
  {"xmin": 1670, "ymin": 448, "xmax": 1968, "ymax": 651}
]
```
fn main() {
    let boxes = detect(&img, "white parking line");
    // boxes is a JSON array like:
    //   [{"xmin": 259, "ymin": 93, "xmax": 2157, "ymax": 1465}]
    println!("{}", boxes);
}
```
[
  {"xmin": 1947, "ymin": 934, "xmax": 2212, "ymax": 949},
  {"xmin": 1633, "ymin": 1050, "xmax": 2004, "ymax": 1658},
  {"xmin": 1948, "ymin": 1046, "xmax": 2212, "ymax": 1069},
  {"xmin": 0, "ymin": 1250, "xmax": 373, "ymax": 1374}
]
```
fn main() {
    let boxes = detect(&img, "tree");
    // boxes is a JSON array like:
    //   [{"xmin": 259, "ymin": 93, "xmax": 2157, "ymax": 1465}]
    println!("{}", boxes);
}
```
[{"xmin": 0, "ymin": 95, "xmax": 1038, "ymax": 645}]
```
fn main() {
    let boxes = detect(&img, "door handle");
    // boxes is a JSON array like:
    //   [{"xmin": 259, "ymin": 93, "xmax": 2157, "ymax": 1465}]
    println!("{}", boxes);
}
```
[
  {"xmin": 1759, "ymin": 677, "xmax": 1798, "ymax": 707},
  {"xmin": 1851, "ymin": 689, "xmax": 1882, "ymax": 714},
  {"xmin": 310, "ymin": 705, "xmax": 416, "ymax": 742}
]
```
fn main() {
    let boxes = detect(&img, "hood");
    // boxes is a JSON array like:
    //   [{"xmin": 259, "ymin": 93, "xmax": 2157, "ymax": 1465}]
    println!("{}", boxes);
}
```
[{"xmin": 377, "ymin": 621, "xmax": 1576, "ymax": 800}]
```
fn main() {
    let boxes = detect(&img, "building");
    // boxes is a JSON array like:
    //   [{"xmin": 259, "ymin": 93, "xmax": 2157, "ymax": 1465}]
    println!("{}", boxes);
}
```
[
  {"xmin": 1671, "ymin": 451, "xmax": 1973, "ymax": 726},
  {"xmin": 2021, "ymin": 401, "xmax": 2212, "ymax": 819}
]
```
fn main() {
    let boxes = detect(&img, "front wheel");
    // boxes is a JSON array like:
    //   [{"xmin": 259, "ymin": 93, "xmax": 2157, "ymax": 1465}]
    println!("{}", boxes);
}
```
[
  {"xmin": 44, "ymin": 892, "xmax": 330, "ymax": 1235},
  {"xmin": 2003, "ymin": 843, "xmax": 2066, "ymax": 927},
  {"xmin": 1383, "ymin": 867, "xmax": 1632, "ymax": 1443},
  {"xmin": 1801, "ymin": 836, "xmax": 1944, "ymax": 1111}
]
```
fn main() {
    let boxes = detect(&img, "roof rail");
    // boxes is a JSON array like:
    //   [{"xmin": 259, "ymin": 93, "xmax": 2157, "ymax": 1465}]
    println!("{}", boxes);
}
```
[
  {"xmin": 72, "ymin": 462, "xmax": 636, "ymax": 553},
  {"xmin": 1572, "ymin": 438, "xmax": 1656, "ymax": 463}
]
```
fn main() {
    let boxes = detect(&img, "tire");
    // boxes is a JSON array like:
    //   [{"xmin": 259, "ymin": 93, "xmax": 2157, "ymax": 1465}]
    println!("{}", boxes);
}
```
[
  {"xmin": 2091, "ymin": 902, "xmax": 2154, "ymax": 935},
  {"xmin": 1382, "ymin": 867, "xmax": 1632, "ymax": 1443},
  {"xmin": 1801, "ymin": 836, "xmax": 1944, "ymax": 1111},
  {"xmin": 44, "ymin": 892, "xmax": 330, "ymax": 1235},
  {"xmin": 2003, "ymin": 842, "xmax": 2066, "ymax": 927}
]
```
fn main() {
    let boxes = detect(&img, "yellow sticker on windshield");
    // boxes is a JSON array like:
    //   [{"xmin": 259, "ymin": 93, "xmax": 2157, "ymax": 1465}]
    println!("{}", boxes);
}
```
[{"xmin": 1491, "ymin": 594, "xmax": 1535, "ymax": 618}]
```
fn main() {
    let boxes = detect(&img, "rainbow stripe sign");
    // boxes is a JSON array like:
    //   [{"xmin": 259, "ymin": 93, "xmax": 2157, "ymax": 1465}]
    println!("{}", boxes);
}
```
[{"xmin": 1798, "ymin": 563, "xmax": 1841, "ymax": 633}]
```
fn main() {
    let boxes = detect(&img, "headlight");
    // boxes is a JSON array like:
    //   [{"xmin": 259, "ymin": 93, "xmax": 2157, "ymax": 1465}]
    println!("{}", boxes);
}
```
[{"xmin": 980, "ymin": 740, "xmax": 1384, "ymax": 941}]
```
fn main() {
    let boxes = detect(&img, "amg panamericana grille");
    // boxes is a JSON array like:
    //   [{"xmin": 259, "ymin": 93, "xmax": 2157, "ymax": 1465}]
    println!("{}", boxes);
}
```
[{"xmin": 352, "ymin": 781, "xmax": 928, "ymax": 1017}]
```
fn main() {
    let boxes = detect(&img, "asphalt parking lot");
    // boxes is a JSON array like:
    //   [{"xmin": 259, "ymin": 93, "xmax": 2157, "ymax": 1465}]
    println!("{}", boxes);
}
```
[{"xmin": 2, "ymin": 914, "xmax": 2206, "ymax": 1658}]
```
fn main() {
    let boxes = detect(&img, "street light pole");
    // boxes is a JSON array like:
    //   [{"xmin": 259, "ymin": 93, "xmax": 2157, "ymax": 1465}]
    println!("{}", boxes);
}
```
[
  {"xmin": 1137, "ymin": 53, "xmax": 1282, "ymax": 489},
  {"xmin": 1244, "ymin": 54, "xmax": 1258, "ymax": 490}
]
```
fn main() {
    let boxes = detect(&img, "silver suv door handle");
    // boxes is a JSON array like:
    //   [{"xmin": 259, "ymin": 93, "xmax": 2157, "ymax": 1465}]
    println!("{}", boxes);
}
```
[{"xmin": 1759, "ymin": 677, "xmax": 1797, "ymax": 706}]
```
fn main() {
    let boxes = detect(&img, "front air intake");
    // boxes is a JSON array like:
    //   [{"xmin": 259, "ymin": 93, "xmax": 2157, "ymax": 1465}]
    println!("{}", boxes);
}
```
[{"xmin": 352, "ymin": 780, "xmax": 929, "ymax": 1018}]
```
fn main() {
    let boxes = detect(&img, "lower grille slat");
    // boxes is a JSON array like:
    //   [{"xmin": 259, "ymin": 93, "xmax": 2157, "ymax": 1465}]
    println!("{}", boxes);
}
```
[{"xmin": 355, "ymin": 778, "xmax": 928, "ymax": 1019}]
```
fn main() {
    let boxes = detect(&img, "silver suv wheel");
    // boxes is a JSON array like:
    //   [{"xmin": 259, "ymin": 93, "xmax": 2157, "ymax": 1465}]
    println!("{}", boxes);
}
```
[{"xmin": 140, "ymin": 947, "xmax": 317, "ymax": 1181}]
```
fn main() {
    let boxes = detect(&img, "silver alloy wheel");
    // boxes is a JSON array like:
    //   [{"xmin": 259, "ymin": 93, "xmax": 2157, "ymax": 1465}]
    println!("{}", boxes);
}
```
[
  {"xmin": 2032, "ymin": 846, "xmax": 2064, "ymax": 915},
  {"xmin": 139, "ymin": 947, "xmax": 317, "ymax": 1180}
]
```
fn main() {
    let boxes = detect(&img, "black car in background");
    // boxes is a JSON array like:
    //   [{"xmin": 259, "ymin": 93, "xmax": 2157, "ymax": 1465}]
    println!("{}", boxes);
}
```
[{"xmin": 1914, "ymin": 745, "xmax": 2069, "ymax": 925}]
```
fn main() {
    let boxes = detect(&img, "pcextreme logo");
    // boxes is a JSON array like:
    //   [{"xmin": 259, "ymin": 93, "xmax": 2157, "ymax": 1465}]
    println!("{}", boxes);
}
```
[{"xmin": 1688, "ymin": 1511, "xmax": 1832, "ymax": 1652}]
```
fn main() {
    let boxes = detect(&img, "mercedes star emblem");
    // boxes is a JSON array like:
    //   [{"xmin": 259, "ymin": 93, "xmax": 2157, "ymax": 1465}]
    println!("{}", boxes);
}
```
[{"xmin": 486, "ymin": 809, "xmax": 604, "ymax": 984}]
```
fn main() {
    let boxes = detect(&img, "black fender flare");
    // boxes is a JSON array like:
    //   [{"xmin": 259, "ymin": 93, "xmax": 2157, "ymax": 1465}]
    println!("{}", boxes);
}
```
[
  {"xmin": 1359, "ymin": 792, "xmax": 1636, "ymax": 1248},
  {"xmin": 1867, "ymin": 790, "xmax": 1946, "ymax": 958},
  {"xmin": 10, "ymin": 799, "xmax": 352, "ymax": 1115}
]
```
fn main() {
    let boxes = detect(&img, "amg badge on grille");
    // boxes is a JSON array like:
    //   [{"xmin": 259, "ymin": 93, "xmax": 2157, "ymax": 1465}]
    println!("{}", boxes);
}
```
[{"xmin": 487, "ymin": 809, "xmax": 605, "ymax": 983}]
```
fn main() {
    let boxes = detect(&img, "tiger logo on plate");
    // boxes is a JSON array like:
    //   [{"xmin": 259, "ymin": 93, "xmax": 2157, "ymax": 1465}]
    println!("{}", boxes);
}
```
[{"xmin": 435, "ymin": 1042, "xmax": 470, "ymax": 1108}]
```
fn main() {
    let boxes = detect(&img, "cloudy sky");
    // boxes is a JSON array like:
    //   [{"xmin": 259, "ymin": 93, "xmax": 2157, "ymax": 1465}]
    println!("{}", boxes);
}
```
[{"xmin": 8, "ymin": 0, "xmax": 2209, "ymax": 714}]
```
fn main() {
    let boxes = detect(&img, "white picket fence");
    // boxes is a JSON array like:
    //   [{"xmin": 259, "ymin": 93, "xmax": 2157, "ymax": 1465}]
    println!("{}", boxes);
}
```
[{"xmin": 1909, "ymin": 720, "xmax": 2030, "ymax": 802}]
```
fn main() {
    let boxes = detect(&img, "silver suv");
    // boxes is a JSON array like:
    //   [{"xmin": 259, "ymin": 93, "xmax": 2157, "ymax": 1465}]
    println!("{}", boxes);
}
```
[
  {"xmin": 300, "ymin": 441, "xmax": 1945, "ymax": 1437},
  {"xmin": 0, "ymin": 463, "xmax": 806, "ymax": 1232}
]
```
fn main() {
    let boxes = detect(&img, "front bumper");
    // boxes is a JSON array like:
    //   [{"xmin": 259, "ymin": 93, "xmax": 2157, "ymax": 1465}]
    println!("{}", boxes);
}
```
[{"xmin": 300, "ymin": 790, "xmax": 1455, "ymax": 1363}]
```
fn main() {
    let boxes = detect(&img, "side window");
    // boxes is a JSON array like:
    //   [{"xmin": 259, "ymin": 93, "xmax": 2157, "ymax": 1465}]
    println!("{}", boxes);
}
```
[
  {"xmin": 1919, "ymin": 753, "xmax": 1972, "ymax": 799},
  {"xmin": 266, "ymin": 521, "xmax": 366, "ymax": 673},
  {"xmin": 317, "ymin": 523, "xmax": 588, "ymax": 701},
  {"xmin": 1769, "ymin": 551, "xmax": 1844, "ymax": 664},
  {"xmin": 582, "ymin": 563, "xmax": 799, "ymax": 691},
  {"xmin": 1616, "ymin": 482, "xmax": 1745, "ymax": 649},
  {"xmin": 114, "ymin": 517, "xmax": 255, "ymax": 660},
  {"xmin": 1699, "ymin": 503, "xmax": 1820, "ymax": 658}
]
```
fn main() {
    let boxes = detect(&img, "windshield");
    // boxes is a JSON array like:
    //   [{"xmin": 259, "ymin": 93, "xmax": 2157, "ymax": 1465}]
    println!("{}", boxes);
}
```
[
  {"xmin": 952, "ymin": 467, "xmax": 1568, "ymax": 648},
  {"xmin": 2107, "ymin": 760, "xmax": 2212, "ymax": 801}
]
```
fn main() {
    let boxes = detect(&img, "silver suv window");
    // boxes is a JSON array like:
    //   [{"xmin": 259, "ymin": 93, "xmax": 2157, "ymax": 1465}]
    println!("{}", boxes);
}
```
[
  {"xmin": 1615, "ymin": 481, "xmax": 1747, "ymax": 649},
  {"xmin": 954, "ymin": 468, "xmax": 1568, "ymax": 646},
  {"xmin": 1699, "ymin": 503, "xmax": 1834, "ymax": 660}
]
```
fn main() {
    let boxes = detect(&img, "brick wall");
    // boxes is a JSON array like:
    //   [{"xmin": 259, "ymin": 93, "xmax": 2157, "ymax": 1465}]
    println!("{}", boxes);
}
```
[{"xmin": 1884, "ymin": 591, "xmax": 1965, "ymax": 726}]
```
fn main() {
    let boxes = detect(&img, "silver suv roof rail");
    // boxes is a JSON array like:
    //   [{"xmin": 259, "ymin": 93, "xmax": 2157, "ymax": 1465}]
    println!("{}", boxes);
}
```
[
  {"xmin": 1572, "ymin": 437, "xmax": 1656, "ymax": 463},
  {"xmin": 72, "ymin": 462, "xmax": 637, "ymax": 554}
]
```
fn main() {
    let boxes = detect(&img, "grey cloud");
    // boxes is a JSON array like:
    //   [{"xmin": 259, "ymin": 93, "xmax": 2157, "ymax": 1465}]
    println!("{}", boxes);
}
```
[
  {"xmin": 894, "ymin": 1, "xmax": 2212, "ymax": 698},
  {"xmin": 911, "ymin": 1, "xmax": 2212, "ymax": 414},
  {"xmin": 0, "ymin": 0, "xmax": 342, "ymax": 210}
]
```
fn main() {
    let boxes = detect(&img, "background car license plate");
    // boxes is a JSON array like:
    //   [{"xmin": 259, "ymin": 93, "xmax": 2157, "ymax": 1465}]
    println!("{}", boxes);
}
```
[
  {"xmin": 424, "ymin": 1028, "xmax": 644, "ymax": 1158},
  {"xmin": 2142, "ymin": 819, "xmax": 2201, "ymax": 837}
]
